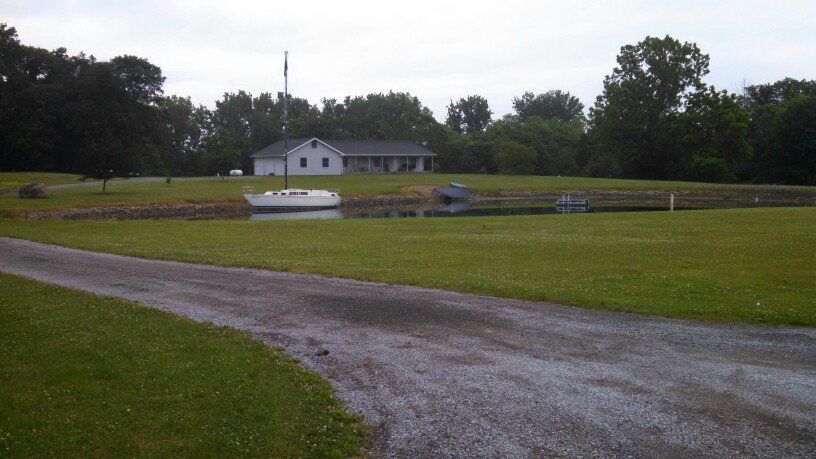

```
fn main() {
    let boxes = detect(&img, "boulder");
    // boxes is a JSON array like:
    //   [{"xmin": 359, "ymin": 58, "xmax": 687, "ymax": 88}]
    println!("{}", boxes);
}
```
[{"xmin": 18, "ymin": 183, "xmax": 49, "ymax": 199}]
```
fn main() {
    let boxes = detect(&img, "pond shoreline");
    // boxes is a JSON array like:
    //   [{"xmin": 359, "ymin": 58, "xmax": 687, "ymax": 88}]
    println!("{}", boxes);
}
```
[{"xmin": 12, "ymin": 188, "xmax": 815, "ymax": 220}]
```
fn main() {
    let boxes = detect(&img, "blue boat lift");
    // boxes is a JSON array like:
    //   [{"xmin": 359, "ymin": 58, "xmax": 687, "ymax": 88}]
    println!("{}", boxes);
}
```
[{"xmin": 433, "ymin": 182, "xmax": 472, "ymax": 202}]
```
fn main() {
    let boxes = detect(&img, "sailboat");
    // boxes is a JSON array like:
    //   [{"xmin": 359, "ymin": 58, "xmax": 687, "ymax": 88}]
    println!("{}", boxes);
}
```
[{"xmin": 243, "ymin": 51, "xmax": 341, "ymax": 211}]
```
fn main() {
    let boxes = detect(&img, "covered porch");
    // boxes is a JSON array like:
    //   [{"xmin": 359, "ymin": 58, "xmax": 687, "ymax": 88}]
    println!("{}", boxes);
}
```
[{"xmin": 342, "ymin": 155, "xmax": 435, "ymax": 174}]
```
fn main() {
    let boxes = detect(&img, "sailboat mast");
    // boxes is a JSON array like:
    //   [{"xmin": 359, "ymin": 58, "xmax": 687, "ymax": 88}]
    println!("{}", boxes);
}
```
[{"xmin": 283, "ymin": 50, "xmax": 289, "ymax": 190}]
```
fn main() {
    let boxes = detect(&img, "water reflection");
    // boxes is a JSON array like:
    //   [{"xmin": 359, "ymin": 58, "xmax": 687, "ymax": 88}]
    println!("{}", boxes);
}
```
[
  {"xmin": 250, "ymin": 204, "xmax": 696, "ymax": 221},
  {"xmin": 249, "ymin": 208, "xmax": 342, "ymax": 221},
  {"xmin": 438, "ymin": 202, "xmax": 472, "ymax": 213}
]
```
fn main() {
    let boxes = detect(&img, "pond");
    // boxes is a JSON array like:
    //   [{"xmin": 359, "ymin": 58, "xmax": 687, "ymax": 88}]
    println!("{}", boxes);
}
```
[
  {"xmin": 53, "ymin": 191, "xmax": 802, "ymax": 221},
  {"xmin": 248, "ymin": 203, "xmax": 702, "ymax": 220}
]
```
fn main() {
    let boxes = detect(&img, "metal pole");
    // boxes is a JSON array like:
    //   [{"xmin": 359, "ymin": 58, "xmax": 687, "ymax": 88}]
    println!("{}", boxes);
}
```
[{"xmin": 283, "ymin": 51, "xmax": 289, "ymax": 190}]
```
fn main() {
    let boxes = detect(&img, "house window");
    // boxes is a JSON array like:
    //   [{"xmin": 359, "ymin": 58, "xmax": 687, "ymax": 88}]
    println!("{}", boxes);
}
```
[
  {"xmin": 300, "ymin": 157, "xmax": 307, "ymax": 168},
  {"xmin": 311, "ymin": 139, "xmax": 318, "ymax": 148},
  {"xmin": 322, "ymin": 157, "xmax": 329, "ymax": 168}
]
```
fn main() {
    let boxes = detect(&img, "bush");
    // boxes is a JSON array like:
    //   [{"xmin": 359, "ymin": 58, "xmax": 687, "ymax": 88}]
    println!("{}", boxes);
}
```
[
  {"xmin": 495, "ymin": 141, "xmax": 537, "ymax": 175},
  {"xmin": 687, "ymin": 154, "xmax": 735, "ymax": 183},
  {"xmin": 582, "ymin": 154, "xmax": 622, "ymax": 178}
]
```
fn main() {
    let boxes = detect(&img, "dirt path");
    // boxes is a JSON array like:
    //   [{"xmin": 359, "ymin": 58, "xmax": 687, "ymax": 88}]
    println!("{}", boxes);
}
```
[{"xmin": 1, "ymin": 237, "xmax": 813, "ymax": 457}]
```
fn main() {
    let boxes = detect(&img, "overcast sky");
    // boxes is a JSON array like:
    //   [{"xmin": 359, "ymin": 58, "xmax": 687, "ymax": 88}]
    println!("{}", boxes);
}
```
[{"xmin": 3, "ymin": 0, "xmax": 815, "ymax": 120}]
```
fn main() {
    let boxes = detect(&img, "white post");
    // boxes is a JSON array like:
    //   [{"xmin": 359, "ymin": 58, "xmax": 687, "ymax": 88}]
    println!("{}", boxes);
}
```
[
  {"xmin": 368, "ymin": 156, "xmax": 371, "ymax": 173},
  {"xmin": 670, "ymin": 193, "xmax": 674, "ymax": 211}
]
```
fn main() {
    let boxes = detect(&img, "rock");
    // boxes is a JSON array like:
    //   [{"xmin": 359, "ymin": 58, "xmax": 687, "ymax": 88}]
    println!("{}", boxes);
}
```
[
  {"xmin": 18, "ymin": 183, "xmax": 49, "ymax": 199},
  {"xmin": 314, "ymin": 349, "xmax": 330, "ymax": 356}
]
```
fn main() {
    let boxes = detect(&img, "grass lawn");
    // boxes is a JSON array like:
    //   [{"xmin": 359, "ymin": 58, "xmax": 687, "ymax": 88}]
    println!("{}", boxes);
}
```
[
  {"xmin": 2, "ymin": 173, "xmax": 811, "ymax": 211},
  {"xmin": 0, "ymin": 172, "xmax": 83, "ymax": 190},
  {"xmin": 0, "ymin": 273, "xmax": 365, "ymax": 457},
  {"xmin": 1, "ymin": 207, "xmax": 814, "ymax": 325}
]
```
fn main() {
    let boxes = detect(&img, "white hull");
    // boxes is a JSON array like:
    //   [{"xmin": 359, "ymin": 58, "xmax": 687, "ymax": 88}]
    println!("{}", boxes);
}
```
[{"xmin": 243, "ymin": 193, "xmax": 340, "ymax": 209}]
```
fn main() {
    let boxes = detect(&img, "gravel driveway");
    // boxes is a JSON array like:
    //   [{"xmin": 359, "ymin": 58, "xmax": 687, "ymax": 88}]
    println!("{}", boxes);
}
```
[{"xmin": 1, "ymin": 237, "xmax": 814, "ymax": 457}]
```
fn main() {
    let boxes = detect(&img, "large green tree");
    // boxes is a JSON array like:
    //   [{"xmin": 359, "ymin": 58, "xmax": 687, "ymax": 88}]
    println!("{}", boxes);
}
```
[
  {"xmin": 742, "ymin": 78, "xmax": 816, "ymax": 183},
  {"xmin": 673, "ymin": 87, "xmax": 752, "ymax": 182},
  {"xmin": 484, "ymin": 115, "xmax": 583, "ymax": 176},
  {"xmin": 512, "ymin": 90, "xmax": 584, "ymax": 123},
  {"xmin": 212, "ymin": 90, "xmax": 262, "ymax": 171},
  {"xmin": 158, "ymin": 95, "xmax": 211, "ymax": 176},
  {"xmin": 0, "ymin": 24, "xmax": 168, "ymax": 178},
  {"xmin": 204, "ymin": 128, "xmax": 244, "ymax": 176},
  {"xmin": 762, "ymin": 95, "xmax": 816, "ymax": 184},
  {"xmin": 71, "ymin": 62, "xmax": 154, "ymax": 190},
  {"xmin": 589, "ymin": 35, "xmax": 710, "ymax": 179},
  {"xmin": 330, "ymin": 91, "xmax": 436, "ymax": 141},
  {"xmin": 445, "ymin": 95, "xmax": 492, "ymax": 134},
  {"xmin": 110, "ymin": 55, "xmax": 165, "ymax": 105}
]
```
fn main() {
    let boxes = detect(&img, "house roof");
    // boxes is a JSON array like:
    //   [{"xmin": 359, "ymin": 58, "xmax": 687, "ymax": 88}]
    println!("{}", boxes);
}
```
[{"xmin": 250, "ymin": 138, "xmax": 436, "ymax": 158}]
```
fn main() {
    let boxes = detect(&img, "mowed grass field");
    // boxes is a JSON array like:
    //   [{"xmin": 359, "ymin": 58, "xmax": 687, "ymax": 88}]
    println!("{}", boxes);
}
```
[
  {"xmin": 0, "ymin": 172, "xmax": 83, "ymax": 190},
  {"xmin": 1, "ymin": 207, "xmax": 813, "ymax": 325},
  {"xmin": 2, "ymin": 172, "xmax": 811, "ymax": 210},
  {"xmin": 0, "ymin": 273, "xmax": 365, "ymax": 457}
]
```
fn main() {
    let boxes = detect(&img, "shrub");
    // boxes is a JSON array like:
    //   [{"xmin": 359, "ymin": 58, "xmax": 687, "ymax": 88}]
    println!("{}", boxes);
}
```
[{"xmin": 495, "ymin": 141, "xmax": 537, "ymax": 175}]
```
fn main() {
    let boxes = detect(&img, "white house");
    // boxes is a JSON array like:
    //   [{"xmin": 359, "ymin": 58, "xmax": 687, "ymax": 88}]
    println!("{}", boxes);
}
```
[{"xmin": 251, "ymin": 138, "xmax": 436, "ymax": 176}]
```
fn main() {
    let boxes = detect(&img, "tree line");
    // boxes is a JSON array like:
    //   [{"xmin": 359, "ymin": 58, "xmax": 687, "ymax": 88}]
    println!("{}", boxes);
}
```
[{"xmin": 1, "ymin": 24, "xmax": 813, "ymax": 184}]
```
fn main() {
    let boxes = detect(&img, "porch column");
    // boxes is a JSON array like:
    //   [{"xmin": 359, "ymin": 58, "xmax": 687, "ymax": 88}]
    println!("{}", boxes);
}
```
[{"xmin": 368, "ymin": 156, "xmax": 372, "ymax": 173}]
